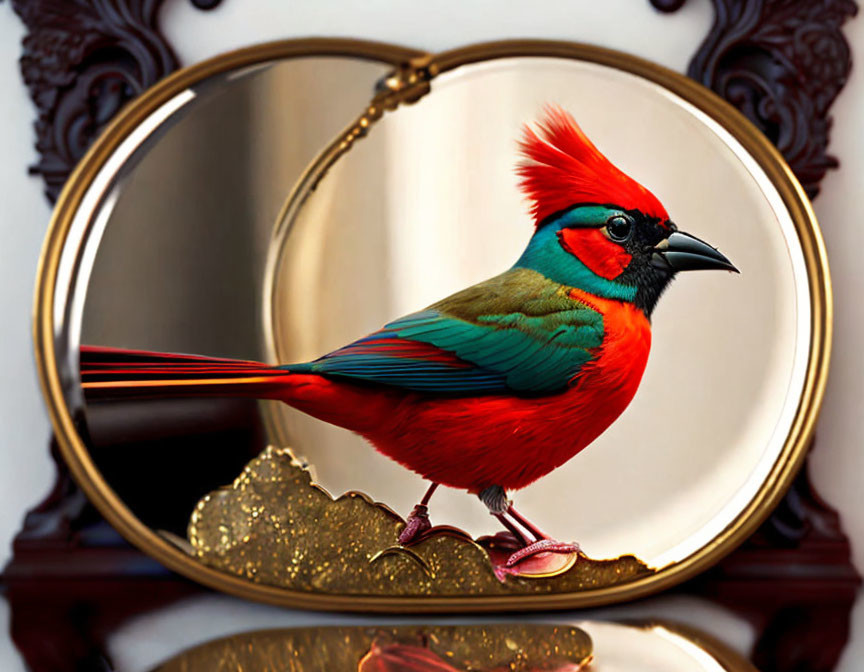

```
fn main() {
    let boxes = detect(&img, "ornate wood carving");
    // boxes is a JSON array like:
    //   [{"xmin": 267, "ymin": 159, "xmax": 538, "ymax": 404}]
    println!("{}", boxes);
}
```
[
  {"xmin": 682, "ymin": 456, "xmax": 861, "ymax": 672},
  {"xmin": 651, "ymin": 0, "xmax": 857, "ymax": 198},
  {"xmin": 4, "ymin": 2, "xmax": 225, "ymax": 670},
  {"xmin": 9, "ymin": 0, "xmax": 223, "ymax": 202},
  {"xmin": 3, "ymin": 400, "xmax": 266, "ymax": 672}
]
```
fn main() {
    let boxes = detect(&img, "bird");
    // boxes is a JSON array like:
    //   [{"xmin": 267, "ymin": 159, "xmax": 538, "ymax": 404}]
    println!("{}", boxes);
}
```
[{"xmin": 80, "ymin": 106, "xmax": 737, "ymax": 570}]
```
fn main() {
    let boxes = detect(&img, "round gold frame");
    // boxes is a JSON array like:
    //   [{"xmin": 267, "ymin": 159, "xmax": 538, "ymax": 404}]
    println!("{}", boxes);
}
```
[{"xmin": 33, "ymin": 38, "xmax": 831, "ymax": 612}]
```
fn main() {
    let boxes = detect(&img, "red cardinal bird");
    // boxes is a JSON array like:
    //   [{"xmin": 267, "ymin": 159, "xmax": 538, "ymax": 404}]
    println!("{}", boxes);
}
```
[{"xmin": 82, "ymin": 107, "xmax": 736, "ymax": 568}]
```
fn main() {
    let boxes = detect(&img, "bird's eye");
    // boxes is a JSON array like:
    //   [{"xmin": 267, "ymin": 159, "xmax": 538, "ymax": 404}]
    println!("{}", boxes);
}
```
[{"xmin": 603, "ymin": 215, "xmax": 633, "ymax": 242}]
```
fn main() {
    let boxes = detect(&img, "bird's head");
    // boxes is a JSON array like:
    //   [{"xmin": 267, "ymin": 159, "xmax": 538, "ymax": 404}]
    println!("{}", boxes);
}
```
[{"xmin": 514, "ymin": 106, "xmax": 737, "ymax": 316}]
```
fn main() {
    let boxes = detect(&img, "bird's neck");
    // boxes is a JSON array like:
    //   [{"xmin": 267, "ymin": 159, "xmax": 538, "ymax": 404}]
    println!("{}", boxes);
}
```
[{"xmin": 513, "ymin": 225, "xmax": 637, "ymax": 303}]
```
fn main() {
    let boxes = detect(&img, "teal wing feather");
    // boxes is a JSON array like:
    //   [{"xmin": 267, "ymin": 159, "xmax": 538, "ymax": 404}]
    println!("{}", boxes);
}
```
[{"xmin": 290, "ymin": 268, "xmax": 604, "ymax": 395}]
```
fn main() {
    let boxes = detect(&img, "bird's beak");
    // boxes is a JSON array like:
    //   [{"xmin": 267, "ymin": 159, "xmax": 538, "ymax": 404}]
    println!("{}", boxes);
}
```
[{"xmin": 651, "ymin": 231, "xmax": 738, "ymax": 273}]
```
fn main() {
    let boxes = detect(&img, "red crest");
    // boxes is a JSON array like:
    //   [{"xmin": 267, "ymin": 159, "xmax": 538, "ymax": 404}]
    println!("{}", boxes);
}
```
[{"xmin": 518, "ymin": 106, "xmax": 668, "ymax": 226}]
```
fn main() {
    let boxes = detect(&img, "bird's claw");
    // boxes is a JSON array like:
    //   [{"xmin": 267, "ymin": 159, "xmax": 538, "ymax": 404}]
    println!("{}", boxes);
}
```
[
  {"xmin": 506, "ymin": 539, "xmax": 581, "ymax": 567},
  {"xmin": 398, "ymin": 504, "xmax": 432, "ymax": 545}
]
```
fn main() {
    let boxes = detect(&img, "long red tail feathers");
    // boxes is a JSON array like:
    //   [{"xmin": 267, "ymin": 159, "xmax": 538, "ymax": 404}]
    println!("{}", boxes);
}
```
[{"xmin": 79, "ymin": 345, "xmax": 293, "ymax": 402}]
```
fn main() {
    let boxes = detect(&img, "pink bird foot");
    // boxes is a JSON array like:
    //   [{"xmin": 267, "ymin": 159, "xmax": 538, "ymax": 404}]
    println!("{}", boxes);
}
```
[
  {"xmin": 477, "ymin": 488, "xmax": 582, "ymax": 580},
  {"xmin": 398, "ymin": 504, "xmax": 432, "ymax": 545},
  {"xmin": 479, "ymin": 531, "xmax": 581, "ymax": 581},
  {"xmin": 506, "ymin": 538, "xmax": 581, "ymax": 567}
]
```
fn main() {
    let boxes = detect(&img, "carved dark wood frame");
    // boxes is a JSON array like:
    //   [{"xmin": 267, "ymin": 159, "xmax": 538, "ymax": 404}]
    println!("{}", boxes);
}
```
[
  {"xmin": 3, "ymin": 1, "xmax": 861, "ymax": 670},
  {"xmin": 10, "ymin": 0, "xmax": 224, "ymax": 203},
  {"xmin": 653, "ymin": 0, "xmax": 857, "ymax": 199}
]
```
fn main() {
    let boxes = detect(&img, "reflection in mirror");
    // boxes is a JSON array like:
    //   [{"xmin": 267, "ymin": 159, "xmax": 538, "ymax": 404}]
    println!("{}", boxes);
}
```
[
  {"xmin": 142, "ymin": 621, "xmax": 753, "ymax": 671},
  {"xmin": 148, "ymin": 623, "xmax": 594, "ymax": 671},
  {"xmin": 78, "ymin": 55, "xmax": 396, "ymax": 541},
  {"xmin": 104, "ymin": 590, "xmax": 756, "ymax": 671}
]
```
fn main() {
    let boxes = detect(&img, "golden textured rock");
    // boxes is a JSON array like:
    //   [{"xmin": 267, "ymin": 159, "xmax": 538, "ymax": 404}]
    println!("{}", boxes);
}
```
[{"xmin": 187, "ymin": 446, "xmax": 655, "ymax": 596}]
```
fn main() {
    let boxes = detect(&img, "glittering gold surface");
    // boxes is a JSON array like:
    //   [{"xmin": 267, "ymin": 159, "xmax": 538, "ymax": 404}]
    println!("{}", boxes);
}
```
[
  {"xmin": 187, "ymin": 446, "xmax": 655, "ymax": 596},
  {"xmin": 150, "ymin": 624, "xmax": 592, "ymax": 671}
]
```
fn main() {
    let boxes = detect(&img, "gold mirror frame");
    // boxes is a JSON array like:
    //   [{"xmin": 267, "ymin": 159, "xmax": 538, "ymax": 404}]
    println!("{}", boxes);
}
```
[{"xmin": 33, "ymin": 38, "xmax": 831, "ymax": 612}]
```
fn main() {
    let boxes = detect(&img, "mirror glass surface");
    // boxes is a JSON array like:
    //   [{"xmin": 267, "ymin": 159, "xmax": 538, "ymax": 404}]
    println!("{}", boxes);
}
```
[
  {"xmin": 74, "ymin": 55, "xmax": 399, "ymax": 539},
  {"xmin": 269, "ymin": 57, "xmax": 809, "ymax": 567},
  {"xmin": 60, "ymin": 48, "xmax": 812, "ymax": 596}
]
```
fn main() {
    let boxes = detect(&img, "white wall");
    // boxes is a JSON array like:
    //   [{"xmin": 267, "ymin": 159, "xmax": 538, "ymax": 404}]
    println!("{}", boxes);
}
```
[
  {"xmin": 808, "ymin": 7, "xmax": 864, "ymax": 668},
  {"xmin": 0, "ymin": 15, "xmax": 55, "ymax": 672},
  {"xmin": 0, "ymin": 1, "xmax": 862, "ymax": 670}
]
